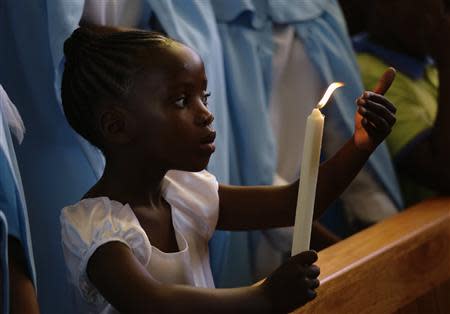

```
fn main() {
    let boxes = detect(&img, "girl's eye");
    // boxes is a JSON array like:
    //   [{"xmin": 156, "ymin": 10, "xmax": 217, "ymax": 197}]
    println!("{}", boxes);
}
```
[
  {"xmin": 174, "ymin": 96, "xmax": 187, "ymax": 108},
  {"xmin": 202, "ymin": 92, "xmax": 211, "ymax": 106}
]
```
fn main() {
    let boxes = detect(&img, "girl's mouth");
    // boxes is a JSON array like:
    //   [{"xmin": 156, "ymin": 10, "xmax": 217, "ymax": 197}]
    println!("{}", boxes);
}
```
[
  {"xmin": 200, "ymin": 131, "xmax": 216, "ymax": 144},
  {"xmin": 199, "ymin": 131, "xmax": 216, "ymax": 154}
]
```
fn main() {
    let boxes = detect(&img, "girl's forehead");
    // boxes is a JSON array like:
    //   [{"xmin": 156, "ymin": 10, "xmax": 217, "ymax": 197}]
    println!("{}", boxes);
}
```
[
  {"xmin": 139, "ymin": 43, "xmax": 203, "ymax": 74},
  {"xmin": 134, "ymin": 43, "xmax": 206, "ymax": 92},
  {"xmin": 165, "ymin": 42, "xmax": 204, "ymax": 71}
]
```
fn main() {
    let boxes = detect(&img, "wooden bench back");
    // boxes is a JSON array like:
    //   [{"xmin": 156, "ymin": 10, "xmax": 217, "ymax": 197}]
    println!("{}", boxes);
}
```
[{"xmin": 295, "ymin": 198, "xmax": 450, "ymax": 314}]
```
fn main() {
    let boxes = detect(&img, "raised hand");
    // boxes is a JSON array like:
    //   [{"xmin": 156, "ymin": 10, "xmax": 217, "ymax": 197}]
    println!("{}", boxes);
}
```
[
  {"xmin": 261, "ymin": 250, "xmax": 320, "ymax": 313},
  {"xmin": 354, "ymin": 68, "xmax": 397, "ymax": 151}
]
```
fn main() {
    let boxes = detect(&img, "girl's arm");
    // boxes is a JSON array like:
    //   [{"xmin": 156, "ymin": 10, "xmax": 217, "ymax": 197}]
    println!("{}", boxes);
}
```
[
  {"xmin": 87, "ymin": 242, "xmax": 319, "ymax": 313},
  {"xmin": 217, "ymin": 69, "xmax": 397, "ymax": 231},
  {"xmin": 217, "ymin": 138, "xmax": 371, "ymax": 230}
]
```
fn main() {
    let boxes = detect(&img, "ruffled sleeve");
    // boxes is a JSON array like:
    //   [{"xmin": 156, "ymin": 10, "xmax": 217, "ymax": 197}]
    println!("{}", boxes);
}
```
[
  {"xmin": 60, "ymin": 197, "xmax": 151, "ymax": 304},
  {"xmin": 164, "ymin": 170, "xmax": 219, "ymax": 240}
]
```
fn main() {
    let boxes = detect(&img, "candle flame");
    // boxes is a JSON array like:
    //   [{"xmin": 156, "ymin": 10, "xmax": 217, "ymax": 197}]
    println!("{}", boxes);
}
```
[{"xmin": 316, "ymin": 82, "xmax": 345, "ymax": 110}]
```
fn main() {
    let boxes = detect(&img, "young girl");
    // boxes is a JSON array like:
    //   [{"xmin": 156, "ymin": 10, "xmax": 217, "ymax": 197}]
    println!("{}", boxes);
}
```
[{"xmin": 60, "ymin": 25, "xmax": 397, "ymax": 313}]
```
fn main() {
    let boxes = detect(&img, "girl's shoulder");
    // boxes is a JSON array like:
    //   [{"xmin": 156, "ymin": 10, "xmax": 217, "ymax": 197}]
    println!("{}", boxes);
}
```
[
  {"xmin": 60, "ymin": 196, "xmax": 150, "ymax": 254},
  {"xmin": 61, "ymin": 196, "xmax": 137, "ymax": 229},
  {"xmin": 164, "ymin": 170, "xmax": 219, "ymax": 201},
  {"xmin": 61, "ymin": 170, "xmax": 219, "ymax": 241},
  {"xmin": 164, "ymin": 170, "xmax": 219, "ymax": 238},
  {"xmin": 60, "ymin": 197, "xmax": 151, "ymax": 304}
]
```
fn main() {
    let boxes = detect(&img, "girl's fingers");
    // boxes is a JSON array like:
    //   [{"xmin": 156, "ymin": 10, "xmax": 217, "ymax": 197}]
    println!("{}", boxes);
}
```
[
  {"xmin": 362, "ymin": 118, "xmax": 386, "ymax": 138},
  {"xmin": 359, "ymin": 108, "xmax": 391, "ymax": 132},
  {"xmin": 373, "ymin": 67, "xmax": 396, "ymax": 95},
  {"xmin": 306, "ymin": 265, "xmax": 320, "ymax": 278},
  {"xmin": 359, "ymin": 100, "xmax": 396, "ymax": 126},
  {"xmin": 290, "ymin": 250, "xmax": 318, "ymax": 266},
  {"xmin": 307, "ymin": 278, "xmax": 320, "ymax": 289},
  {"xmin": 306, "ymin": 289, "xmax": 317, "ymax": 300},
  {"xmin": 362, "ymin": 92, "xmax": 397, "ymax": 113}
]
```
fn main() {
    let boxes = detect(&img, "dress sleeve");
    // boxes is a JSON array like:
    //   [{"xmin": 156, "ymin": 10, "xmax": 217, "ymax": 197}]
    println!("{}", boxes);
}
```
[
  {"xmin": 164, "ymin": 170, "xmax": 219, "ymax": 240},
  {"xmin": 60, "ymin": 197, "xmax": 151, "ymax": 304}
]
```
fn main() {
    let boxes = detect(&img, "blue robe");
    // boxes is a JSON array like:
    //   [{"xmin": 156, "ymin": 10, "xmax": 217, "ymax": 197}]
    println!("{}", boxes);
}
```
[
  {"xmin": 211, "ymin": 0, "xmax": 279, "ymax": 287},
  {"xmin": 0, "ymin": 2, "xmax": 97, "ymax": 312},
  {"xmin": 0, "ymin": 87, "xmax": 36, "ymax": 314}
]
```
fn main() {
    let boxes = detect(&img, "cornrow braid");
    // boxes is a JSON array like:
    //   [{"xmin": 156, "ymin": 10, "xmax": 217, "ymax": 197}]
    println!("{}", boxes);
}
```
[{"xmin": 61, "ymin": 25, "xmax": 173, "ymax": 148}]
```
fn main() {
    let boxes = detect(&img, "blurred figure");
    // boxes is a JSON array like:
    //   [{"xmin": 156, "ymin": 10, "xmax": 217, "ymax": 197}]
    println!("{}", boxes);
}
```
[
  {"xmin": 354, "ymin": 0, "xmax": 450, "ymax": 206},
  {"xmin": 1, "ymin": 2, "xmax": 102, "ymax": 312},
  {"xmin": 0, "ymin": 85, "xmax": 38, "ymax": 313}
]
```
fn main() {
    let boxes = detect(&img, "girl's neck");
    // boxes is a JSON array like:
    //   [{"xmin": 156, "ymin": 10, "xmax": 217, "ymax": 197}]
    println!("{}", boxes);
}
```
[{"xmin": 87, "ymin": 155, "xmax": 168, "ymax": 208}]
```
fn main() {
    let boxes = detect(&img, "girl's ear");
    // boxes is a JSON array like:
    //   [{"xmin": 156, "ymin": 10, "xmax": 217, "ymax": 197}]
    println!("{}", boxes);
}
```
[{"xmin": 98, "ymin": 106, "xmax": 137, "ymax": 144}]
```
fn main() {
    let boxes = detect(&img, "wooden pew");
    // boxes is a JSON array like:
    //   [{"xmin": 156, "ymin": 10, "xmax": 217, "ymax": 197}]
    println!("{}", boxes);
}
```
[{"xmin": 295, "ymin": 198, "xmax": 450, "ymax": 313}]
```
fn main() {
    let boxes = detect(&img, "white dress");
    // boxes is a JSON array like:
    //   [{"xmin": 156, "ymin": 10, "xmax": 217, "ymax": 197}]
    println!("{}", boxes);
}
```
[{"xmin": 60, "ymin": 170, "xmax": 219, "ymax": 314}]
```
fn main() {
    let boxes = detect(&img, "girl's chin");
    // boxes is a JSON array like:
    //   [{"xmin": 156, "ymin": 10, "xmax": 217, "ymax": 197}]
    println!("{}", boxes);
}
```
[
  {"xmin": 174, "ymin": 158, "xmax": 211, "ymax": 173},
  {"xmin": 190, "ymin": 161, "xmax": 210, "ymax": 173}
]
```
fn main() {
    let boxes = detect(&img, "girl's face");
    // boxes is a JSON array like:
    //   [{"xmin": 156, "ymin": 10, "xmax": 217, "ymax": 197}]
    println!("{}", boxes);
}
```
[{"xmin": 127, "ymin": 43, "xmax": 215, "ymax": 172}]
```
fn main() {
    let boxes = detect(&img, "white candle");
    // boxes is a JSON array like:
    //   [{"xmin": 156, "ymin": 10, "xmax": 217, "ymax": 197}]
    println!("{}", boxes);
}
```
[{"xmin": 291, "ymin": 83, "xmax": 344, "ymax": 255}]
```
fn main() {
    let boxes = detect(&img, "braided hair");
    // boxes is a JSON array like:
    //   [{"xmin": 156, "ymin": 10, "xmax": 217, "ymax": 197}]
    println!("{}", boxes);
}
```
[{"xmin": 61, "ymin": 25, "xmax": 173, "ymax": 148}]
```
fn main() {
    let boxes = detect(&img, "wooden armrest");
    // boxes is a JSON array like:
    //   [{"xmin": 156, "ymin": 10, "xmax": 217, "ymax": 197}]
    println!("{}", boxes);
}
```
[{"xmin": 294, "ymin": 197, "xmax": 450, "ymax": 313}]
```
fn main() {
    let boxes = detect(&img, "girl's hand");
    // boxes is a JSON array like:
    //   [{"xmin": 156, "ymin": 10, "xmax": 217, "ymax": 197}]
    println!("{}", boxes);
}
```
[
  {"xmin": 354, "ymin": 68, "xmax": 397, "ymax": 151},
  {"xmin": 261, "ymin": 250, "xmax": 320, "ymax": 313}
]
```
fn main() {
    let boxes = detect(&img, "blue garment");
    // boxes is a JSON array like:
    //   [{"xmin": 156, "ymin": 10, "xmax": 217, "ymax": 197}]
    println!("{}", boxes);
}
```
[
  {"xmin": 211, "ymin": 0, "xmax": 279, "ymax": 287},
  {"xmin": 213, "ymin": 0, "xmax": 276, "ymax": 186},
  {"xmin": 0, "ymin": 88, "xmax": 36, "ymax": 310},
  {"xmin": 47, "ymin": 0, "xmax": 106, "ymax": 179},
  {"xmin": 0, "ymin": 1, "xmax": 98, "ymax": 312},
  {"xmin": 0, "ymin": 211, "xmax": 8, "ymax": 314}
]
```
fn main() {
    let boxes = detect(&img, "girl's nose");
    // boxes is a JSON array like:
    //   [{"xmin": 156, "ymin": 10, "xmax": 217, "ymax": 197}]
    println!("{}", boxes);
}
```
[{"xmin": 195, "ymin": 111, "xmax": 214, "ymax": 127}]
